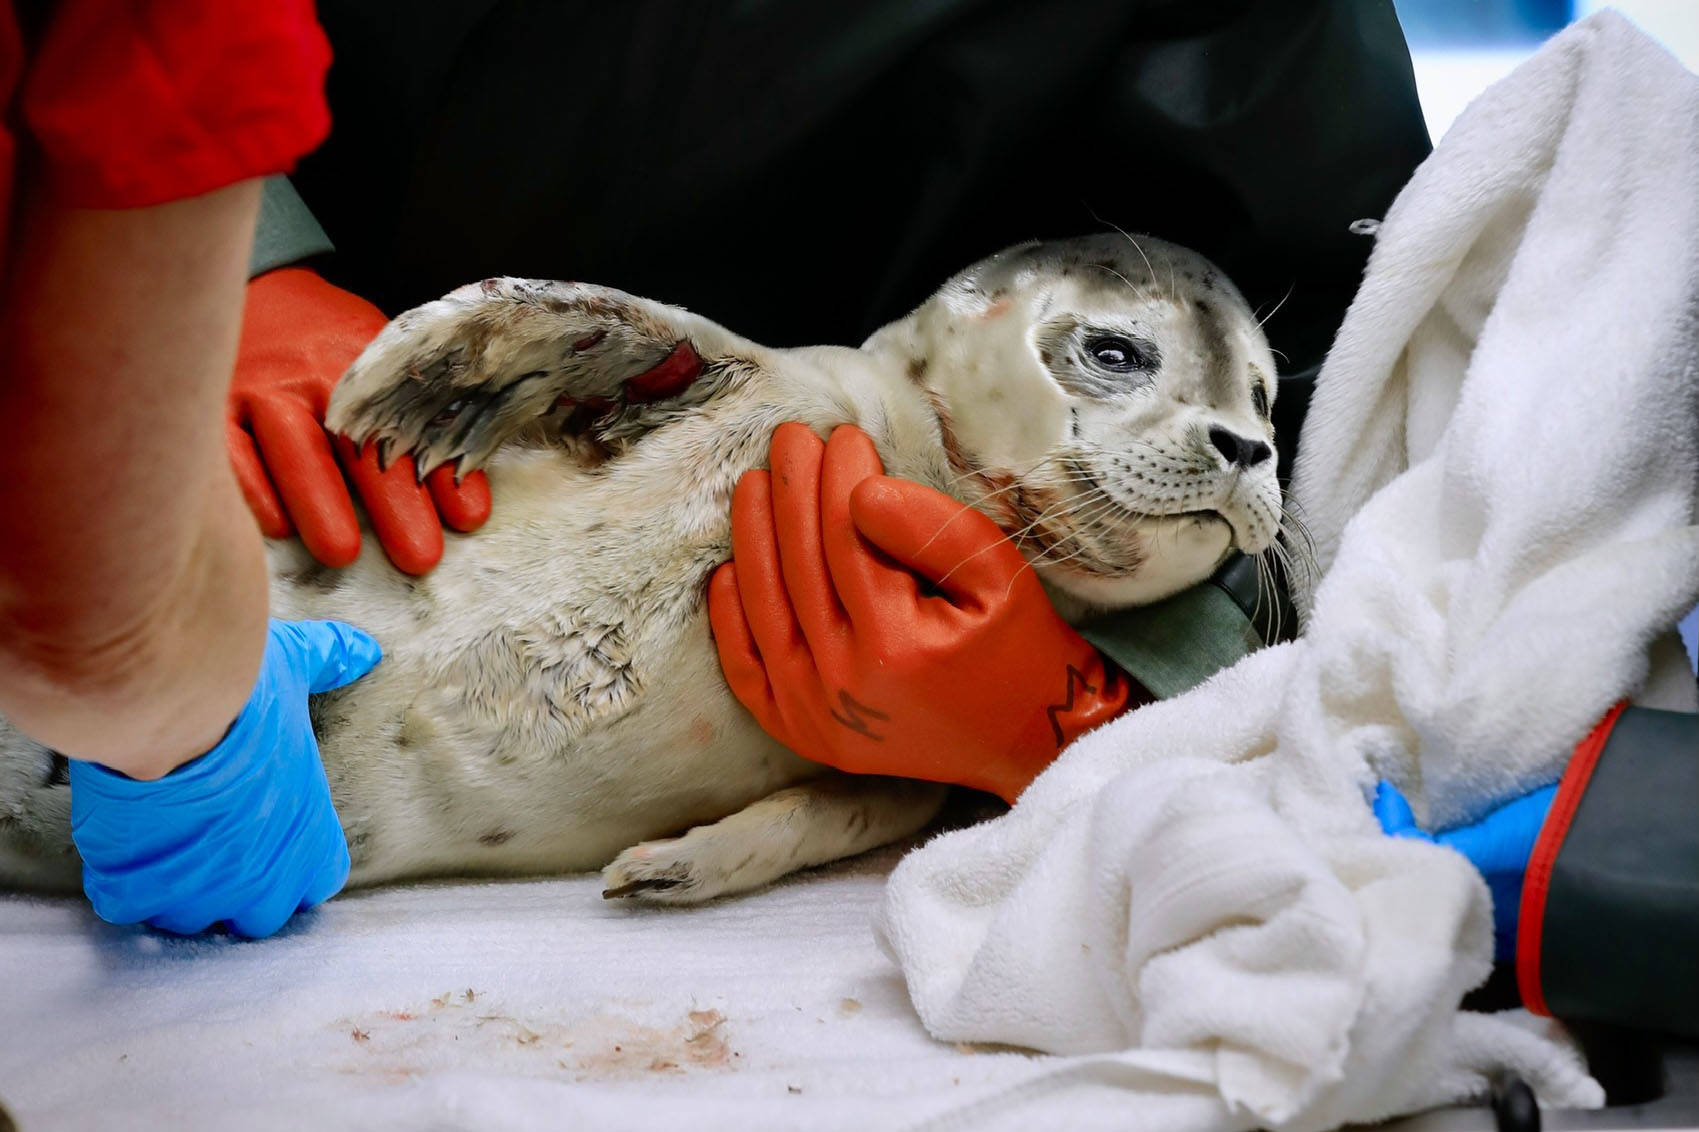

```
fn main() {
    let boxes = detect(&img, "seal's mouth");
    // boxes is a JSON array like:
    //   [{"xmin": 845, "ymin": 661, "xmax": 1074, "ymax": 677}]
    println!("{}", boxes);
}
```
[{"xmin": 1066, "ymin": 457, "xmax": 1238, "ymax": 546}]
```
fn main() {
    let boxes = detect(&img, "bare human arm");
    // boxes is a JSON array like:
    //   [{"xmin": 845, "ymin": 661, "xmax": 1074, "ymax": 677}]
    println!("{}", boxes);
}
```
[{"xmin": 0, "ymin": 180, "xmax": 269, "ymax": 780}]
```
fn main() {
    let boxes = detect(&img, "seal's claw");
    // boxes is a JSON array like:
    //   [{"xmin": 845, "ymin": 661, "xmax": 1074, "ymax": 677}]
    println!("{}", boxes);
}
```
[{"xmin": 601, "ymin": 877, "xmax": 685, "ymax": 899}]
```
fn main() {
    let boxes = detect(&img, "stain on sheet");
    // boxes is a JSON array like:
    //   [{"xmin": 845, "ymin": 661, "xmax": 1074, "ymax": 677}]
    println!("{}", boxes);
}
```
[{"xmin": 332, "ymin": 993, "xmax": 736, "ymax": 1083}]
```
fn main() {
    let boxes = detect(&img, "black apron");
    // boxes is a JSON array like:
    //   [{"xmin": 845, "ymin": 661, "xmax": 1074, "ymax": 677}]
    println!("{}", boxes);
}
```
[{"xmin": 294, "ymin": 0, "xmax": 1430, "ymax": 461}]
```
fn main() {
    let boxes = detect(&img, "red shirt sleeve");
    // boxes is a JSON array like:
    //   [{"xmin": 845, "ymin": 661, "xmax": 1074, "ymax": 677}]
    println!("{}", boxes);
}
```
[
  {"xmin": 20, "ymin": 0, "xmax": 330, "ymax": 209},
  {"xmin": 0, "ymin": 3, "xmax": 22, "ymax": 260}
]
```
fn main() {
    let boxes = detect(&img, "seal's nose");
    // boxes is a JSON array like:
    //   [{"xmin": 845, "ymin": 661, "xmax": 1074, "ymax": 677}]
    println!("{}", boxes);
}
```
[{"xmin": 1208, "ymin": 426, "xmax": 1271, "ymax": 470}]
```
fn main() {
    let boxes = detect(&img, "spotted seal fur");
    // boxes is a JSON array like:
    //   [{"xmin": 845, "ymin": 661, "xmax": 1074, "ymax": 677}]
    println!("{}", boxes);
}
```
[{"xmin": 0, "ymin": 233, "xmax": 1281, "ymax": 904}]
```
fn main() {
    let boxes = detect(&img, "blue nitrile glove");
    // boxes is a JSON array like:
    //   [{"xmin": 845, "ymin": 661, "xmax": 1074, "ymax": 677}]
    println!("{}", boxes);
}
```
[
  {"xmin": 1373, "ymin": 780, "xmax": 1558, "ymax": 961},
  {"xmin": 68, "ymin": 619, "xmax": 381, "ymax": 938}
]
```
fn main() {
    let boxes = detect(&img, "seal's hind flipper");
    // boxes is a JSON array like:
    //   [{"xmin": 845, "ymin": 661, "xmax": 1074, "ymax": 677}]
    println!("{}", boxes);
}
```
[{"xmin": 327, "ymin": 279, "xmax": 742, "ymax": 478}]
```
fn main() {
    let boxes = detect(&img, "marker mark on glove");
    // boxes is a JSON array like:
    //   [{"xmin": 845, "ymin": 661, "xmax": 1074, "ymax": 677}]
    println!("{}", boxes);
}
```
[
  {"xmin": 829, "ymin": 690, "xmax": 890, "ymax": 741},
  {"xmin": 1044, "ymin": 664, "xmax": 1104, "ymax": 748}
]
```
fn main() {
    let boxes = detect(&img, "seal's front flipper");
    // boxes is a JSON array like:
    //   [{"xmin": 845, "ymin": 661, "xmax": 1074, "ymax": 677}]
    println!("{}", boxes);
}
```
[{"xmin": 326, "ymin": 279, "xmax": 750, "ymax": 477}]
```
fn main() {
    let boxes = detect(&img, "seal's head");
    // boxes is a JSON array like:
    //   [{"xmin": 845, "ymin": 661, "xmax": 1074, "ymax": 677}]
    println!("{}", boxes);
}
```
[{"xmin": 866, "ymin": 233, "xmax": 1282, "ymax": 610}]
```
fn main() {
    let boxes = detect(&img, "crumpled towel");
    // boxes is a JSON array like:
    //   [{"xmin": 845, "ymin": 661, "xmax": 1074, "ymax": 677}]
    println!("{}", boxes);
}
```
[{"xmin": 877, "ymin": 12, "xmax": 1699, "ymax": 1131}]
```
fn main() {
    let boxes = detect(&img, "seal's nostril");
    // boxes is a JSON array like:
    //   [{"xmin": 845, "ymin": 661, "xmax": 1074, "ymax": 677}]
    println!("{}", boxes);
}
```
[
  {"xmin": 1208, "ymin": 426, "xmax": 1242, "ymax": 466},
  {"xmin": 1208, "ymin": 427, "xmax": 1270, "ymax": 469}
]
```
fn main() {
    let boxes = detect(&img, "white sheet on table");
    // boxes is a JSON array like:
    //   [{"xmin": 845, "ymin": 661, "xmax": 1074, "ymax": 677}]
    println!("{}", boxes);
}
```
[{"xmin": 1, "ymin": 846, "xmax": 1127, "ymax": 1132}]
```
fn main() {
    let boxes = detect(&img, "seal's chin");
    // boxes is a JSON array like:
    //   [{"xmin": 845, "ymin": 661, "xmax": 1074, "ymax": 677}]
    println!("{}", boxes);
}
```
[
  {"xmin": 1036, "ymin": 510, "xmax": 1233, "ymax": 608},
  {"xmin": 1062, "ymin": 453, "xmax": 1281, "ymax": 558}
]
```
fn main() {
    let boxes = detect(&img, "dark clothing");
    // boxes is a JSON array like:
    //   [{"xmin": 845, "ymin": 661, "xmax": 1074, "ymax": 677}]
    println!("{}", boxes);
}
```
[
  {"xmin": 294, "ymin": 0, "xmax": 1428, "ymax": 442},
  {"xmin": 1524, "ymin": 706, "xmax": 1699, "ymax": 1040}
]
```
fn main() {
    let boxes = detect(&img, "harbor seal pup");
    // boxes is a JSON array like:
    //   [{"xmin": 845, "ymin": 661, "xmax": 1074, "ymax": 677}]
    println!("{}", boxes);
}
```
[{"xmin": 0, "ymin": 233, "xmax": 1282, "ymax": 905}]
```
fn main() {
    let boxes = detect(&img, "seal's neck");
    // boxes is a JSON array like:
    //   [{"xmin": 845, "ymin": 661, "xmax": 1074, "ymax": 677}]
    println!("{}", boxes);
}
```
[{"xmin": 860, "ymin": 305, "xmax": 1072, "ymax": 508}]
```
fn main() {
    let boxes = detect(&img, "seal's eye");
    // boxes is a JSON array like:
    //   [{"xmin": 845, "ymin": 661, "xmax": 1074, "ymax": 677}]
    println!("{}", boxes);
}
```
[{"xmin": 1085, "ymin": 335, "xmax": 1152, "ymax": 373}]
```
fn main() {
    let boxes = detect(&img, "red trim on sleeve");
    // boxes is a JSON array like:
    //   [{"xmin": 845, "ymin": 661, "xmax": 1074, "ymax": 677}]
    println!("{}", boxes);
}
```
[{"xmin": 1516, "ymin": 700, "xmax": 1628, "ymax": 1016}]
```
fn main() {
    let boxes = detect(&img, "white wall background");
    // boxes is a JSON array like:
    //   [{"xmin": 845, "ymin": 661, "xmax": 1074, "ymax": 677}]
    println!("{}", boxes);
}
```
[
  {"xmin": 1393, "ymin": 2, "xmax": 1699, "ymax": 667},
  {"xmin": 1404, "ymin": 1, "xmax": 1699, "ymax": 140}
]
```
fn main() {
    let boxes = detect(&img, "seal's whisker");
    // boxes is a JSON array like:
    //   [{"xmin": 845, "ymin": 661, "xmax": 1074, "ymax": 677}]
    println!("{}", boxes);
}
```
[
  {"xmin": 998, "ymin": 509, "xmax": 1150, "ymax": 603},
  {"xmin": 1001, "ymin": 506, "xmax": 1125, "ymax": 602},
  {"xmin": 920, "ymin": 482, "xmax": 1105, "ymax": 593},
  {"xmin": 1017, "ymin": 498, "xmax": 1123, "ymax": 563},
  {"xmin": 1257, "ymin": 542, "xmax": 1287, "ymax": 641},
  {"xmin": 932, "ymin": 531, "xmax": 1021, "ymax": 592},
  {"xmin": 1253, "ymin": 546, "xmax": 1273, "ymax": 637},
  {"xmin": 1002, "ymin": 489, "xmax": 1115, "ymax": 547},
  {"xmin": 940, "ymin": 448, "xmax": 1064, "ymax": 490},
  {"xmin": 1266, "ymin": 552, "xmax": 1287, "ymax": 641},
  {"xmin": 1255, "ymin": 282, "xmax": 1295, "ymax": 330},
  {"xmin": 1279, "ymin": 495, "xmax": 1318, "ymax": 553},
  {"xmin": 1086, "ymin": 210, "xmax": 1156, "ymax": 280},
  {"xmin": 1030, "ymin": 494, "xmax": 1123, "ymax": 543},
  {"xmin": 1275, "ymin": 497, "xmax": 1320, "ymax": 598},
  {"xmin": 936, "ymin": 491, "xmax": 1120, "ymax": 595},
  {"xmin": 917, "ymin": 452, "xmax": 1074, "ymax": 562},
  {"xmin": 1083, "ymin": 262, "xmax": 1146, "ymax": 298},
  {"xmin": 1095, "ymin": 213, "xmax": 1168, "ymax": 302}
]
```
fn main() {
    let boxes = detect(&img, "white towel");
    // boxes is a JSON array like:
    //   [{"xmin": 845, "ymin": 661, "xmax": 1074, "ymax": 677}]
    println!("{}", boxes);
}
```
[{"xmin": 878, "ymin": 12, "xmax": 1699, "ymax": 1131}]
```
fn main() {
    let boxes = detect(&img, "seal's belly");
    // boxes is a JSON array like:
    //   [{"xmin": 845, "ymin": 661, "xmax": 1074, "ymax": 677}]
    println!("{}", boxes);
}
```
[
  {"xmin": 322, "ymin": 605, "xmax": 815, "ymax": 883},
  {"xmin": 269, "ymin": 396, "xmax": 862, "ymax": 889},
  {"xmin": 296, "ymin": 556, "xmax": 816, "ymax": 888}
]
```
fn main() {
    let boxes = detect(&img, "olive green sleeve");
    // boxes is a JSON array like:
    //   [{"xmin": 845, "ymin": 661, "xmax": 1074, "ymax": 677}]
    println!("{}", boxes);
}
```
[
  {"xmin": 248, "ymin": 175, "xmax": 334, "ymax": 278},
  {"xmin": 1076, "ymin": 554, "xmax": 1288, "ymax": 699}
]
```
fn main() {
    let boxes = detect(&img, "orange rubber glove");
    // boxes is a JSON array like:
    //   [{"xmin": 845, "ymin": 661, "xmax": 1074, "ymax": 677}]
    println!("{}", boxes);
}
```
[
  {"xmin": 226, "ymin": 266, "xmax": 492, "ymax": 574},
  {"xmin": 708, "ymin": 423, "xmax": 1139, "ymax": 803}
]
